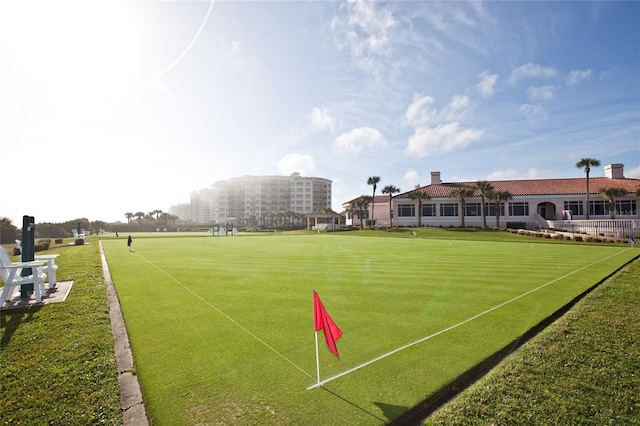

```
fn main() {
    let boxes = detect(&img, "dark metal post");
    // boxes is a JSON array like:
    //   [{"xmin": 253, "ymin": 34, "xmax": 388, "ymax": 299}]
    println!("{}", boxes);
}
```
[{"xmin": 20, "ymin": 215, "xmax": 35, "ymax": 297}]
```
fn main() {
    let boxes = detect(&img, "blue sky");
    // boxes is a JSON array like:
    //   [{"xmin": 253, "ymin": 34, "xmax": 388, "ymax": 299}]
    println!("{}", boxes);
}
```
[{"xmin": 1, "ymin": 0, "xmax": 639, "ymax": 226}]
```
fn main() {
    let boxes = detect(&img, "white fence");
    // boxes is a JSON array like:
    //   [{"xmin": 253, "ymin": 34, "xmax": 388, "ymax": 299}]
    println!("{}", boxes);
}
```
[{"xmin": 546, "ymin": 219, "xmax": 640, "ymax": 239}]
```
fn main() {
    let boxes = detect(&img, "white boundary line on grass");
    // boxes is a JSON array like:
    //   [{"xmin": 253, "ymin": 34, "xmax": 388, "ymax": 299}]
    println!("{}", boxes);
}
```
[
  {"xmin": 306, "ymin": 248, "xmax": 629, "ymax": 390},
  {"xmin": 136, "ymin": 253, "xmax": 315, "ymax": 381}
]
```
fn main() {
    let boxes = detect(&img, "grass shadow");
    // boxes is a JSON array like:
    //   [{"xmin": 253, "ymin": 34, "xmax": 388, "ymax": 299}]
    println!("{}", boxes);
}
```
[
  {"xmin": 320, "ymin": 386, "xmax": 387, "ymax": 423},
  {"xmin": 0, "ymin": 305, "xmax": 41, "ymax": 350},
  {"xmin": 374, "ymin": 401, "xmax": 409, "ymax": 422}
]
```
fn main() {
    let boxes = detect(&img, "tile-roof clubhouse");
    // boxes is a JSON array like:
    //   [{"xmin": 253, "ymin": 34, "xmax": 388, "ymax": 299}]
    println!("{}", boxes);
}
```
[{"xmin": 344, "ymin": 163, "xmax": 640, "ymax": 231}]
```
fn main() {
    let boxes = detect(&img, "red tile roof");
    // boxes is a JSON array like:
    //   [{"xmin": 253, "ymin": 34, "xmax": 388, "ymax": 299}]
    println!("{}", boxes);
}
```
[
  {"xmin": 397, "ymin": 177, "xmax": 640, "ymax": 198},
  {"xmin": 343, "ymin": 195, "xmax": 390, "ymax": 205}
]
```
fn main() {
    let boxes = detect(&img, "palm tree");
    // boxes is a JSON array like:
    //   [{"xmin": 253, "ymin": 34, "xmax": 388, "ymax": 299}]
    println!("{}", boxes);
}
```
[
  {"xmin": 576, "ymin": 158, "xmax": 601, "ymax": 219},
  {"xmin": 381, "ymin": 184, "xmax": 400, "ymax": 228},
  {"xmin": 599, "ymin": 187, "xmax": 628, "ymax": 219},
  {"xmin": 124, "ymin": 212, "xmax": 133, "ymax": 224},
  {"xmin": 449, "ymin": 186, "xmax": 475, "ymax": 227},
  {"xmin": 153, "ymin": 209, "xmax": 163, "ymax": 220},
  {"xmin": 367, "ymin": 176, "xmax": 381, "ymax": 227},
  {"xmin": 351, "ymin": 196, "xmax": 372, "ymax": 230},
  {"xmin": 409, "ymin": 190, "xmax": 430, "ymax": 227},
  {"xmin": 474, "ymin": 180, "xmax": 494, "ymax": 228},
  {"xmin": 487, "ymin": 190, "xmax": 513, "ymax": 228},
  {"xmin": 134, "ymin": 212, "xmax": 145, "ymax": 223}
]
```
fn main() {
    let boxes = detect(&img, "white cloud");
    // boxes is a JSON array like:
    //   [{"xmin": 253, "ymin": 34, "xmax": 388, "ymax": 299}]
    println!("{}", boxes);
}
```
[
  {"xmin": 448, "ymin": 94, "xmax": 471, "ymax": 111},
  {"xmin": 403, "ymin": 168, "xmax": 420, "ymax": 187},
  {"xmin": 307, "ymin": 107, "xmax": 336, "ymax": 132},
  {"xmin": 230, "ymin": 40, "xmax": 243, "ymax": 54},
  {"xmin": 510, "ymin": 63, "xmax": 558, "ymax": 84},
  {"xmin": 527, "ymin": 85, "xmax": 557, "ymax": 101},
  {"xmin": 406, "ymin": 93, "xmax": 471, "ymax": 126},
  {"xmin": 405, "ymin": 94, "xmax": 435, "ymax": 125},
  {"xmin": 277, "ymin": 153, "xmax": 315, "ymax": 175},
  {"xmin": 477, "ymin": 71, "xmax": 498, "ymax": 97},
  {"xmin": 566, "ymin": 69, "xmax": 592, "ymax": 86},
  {"xmin": 441, "ymin": 95, "xmax": 473, "ymax": 123},
  {"xmin": 519, "ymin": 104, "xmax": 548, "ymax": 121},
  {"xmin": 599, "ymin": 69, "xmax": 614, "ymax": 80},
  {"xmin": 405, "ymin": 122, "xmax": 483, "ymax": 158},
  {"xmin": 332, "ymin": 127, "xmax": 386, "ymax": 155},
  {"xmin": 626, "ymin": 165, "xmax": 640, "ymax": 179},
  {"xmin": 331, "ymin": 0, "xmax": 397, "ymax": 59},
  {"xmin": 404, "ymin": 93, "xmax": 481, "ymax": 158},
  {"xmin": 487, "ymin": 168, "xmax": 552, "ymax": 180}
]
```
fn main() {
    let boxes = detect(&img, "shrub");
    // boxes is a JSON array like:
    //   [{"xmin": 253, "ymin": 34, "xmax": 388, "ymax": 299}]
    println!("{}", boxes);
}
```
[
  {"xmin": 507, "ymin": 222, "xmax": 527, "ymax": 230},
  {"xmin": 34, "ymin": 242, "xmax": 50, "ymax": 251},
  {"xmin": 574, "ymin": 236, "xmax": 583, "ymax": 242}
]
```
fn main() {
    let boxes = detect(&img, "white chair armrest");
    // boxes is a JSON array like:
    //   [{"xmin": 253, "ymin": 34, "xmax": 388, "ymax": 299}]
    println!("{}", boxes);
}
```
[
  {"xmin": 35, "ymin": 255, "xmax": 60, "ymax": 260},
  {"xmin": 2, "ymin": 261, "xmax": 46, "ymax": 269}
]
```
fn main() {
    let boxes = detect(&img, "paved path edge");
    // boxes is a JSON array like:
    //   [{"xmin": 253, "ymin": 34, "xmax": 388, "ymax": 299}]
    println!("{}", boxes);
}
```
[{"xmin": 99, "ymin": 241, "xmax": 150, "ymax": 425}]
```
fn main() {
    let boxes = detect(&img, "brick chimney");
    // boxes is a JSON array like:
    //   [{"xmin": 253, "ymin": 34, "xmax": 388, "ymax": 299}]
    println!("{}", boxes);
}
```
[
  {"xmin": 430, "ymin": 171, "xmax": 441, "ymax": 185},
  {"xmin": 604, "ymin": 164, "xmax": 624, "ymax": 179}
]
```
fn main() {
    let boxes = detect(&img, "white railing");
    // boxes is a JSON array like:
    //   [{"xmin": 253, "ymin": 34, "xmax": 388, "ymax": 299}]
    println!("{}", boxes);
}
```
[
  {"xmin": 535, "ymin": 214, "xmax": 549, "ymax": 230},
  {"xmin": 547, "ymin": 219, "xmax": 640, "ymax": 239}
]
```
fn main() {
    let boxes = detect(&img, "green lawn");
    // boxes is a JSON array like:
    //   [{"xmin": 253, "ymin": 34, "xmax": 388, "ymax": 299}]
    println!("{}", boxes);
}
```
[
  {"xmin": 100, "ymin": 233, "xmax": 638, "ymax": 424},
  {"xmin": 0, "ymin": 242, "xmax": 121, "ymax": 425},
  {"xmin": 425, "ymin": 253, "xmax": 640, "ymax": 425}
]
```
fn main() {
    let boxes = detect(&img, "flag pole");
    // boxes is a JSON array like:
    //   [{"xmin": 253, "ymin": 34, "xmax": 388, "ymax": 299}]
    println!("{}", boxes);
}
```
[
  {"xmin": 313, "ymin": 290, "xmax": 321, "ymax": 387},
  {"xmin": 315, "ymin": 330, "xmax": 321, "ymax": 387}
]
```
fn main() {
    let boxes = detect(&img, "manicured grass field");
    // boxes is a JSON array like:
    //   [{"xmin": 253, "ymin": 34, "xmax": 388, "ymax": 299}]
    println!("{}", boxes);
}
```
[
  {"xmin": 101, "ymin": 233, "xmax": 637, "ymax": 424},
  {"xmin": 425, "ymin": 257, "xmax": 640, "ymax": 425}
]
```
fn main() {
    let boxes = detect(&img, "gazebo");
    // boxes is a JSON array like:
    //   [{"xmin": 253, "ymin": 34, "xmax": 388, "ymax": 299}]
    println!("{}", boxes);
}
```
[{"xmin": 306, "ymin": 213, "xmax": 345, "ymax": 231}]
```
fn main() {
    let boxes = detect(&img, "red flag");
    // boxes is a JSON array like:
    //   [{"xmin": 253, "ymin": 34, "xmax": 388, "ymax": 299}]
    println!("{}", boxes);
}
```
[{"xmin": 313, "ymin": 291, "xmax": 342, "ymax": 357}]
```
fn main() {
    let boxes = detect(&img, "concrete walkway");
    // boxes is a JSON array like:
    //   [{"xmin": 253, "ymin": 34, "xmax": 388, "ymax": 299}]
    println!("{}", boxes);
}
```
[
  {"xmin": 99, "ymin": 241, "xmax": 150, "ymax": 425},
  {"xmin": 0, "ymin": 280, "xmax": 73, "ymax": 310}
]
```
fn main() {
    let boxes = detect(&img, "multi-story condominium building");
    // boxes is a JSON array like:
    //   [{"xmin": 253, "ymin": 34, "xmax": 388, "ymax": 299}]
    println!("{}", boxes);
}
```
[
  {"xmin": 167, "ymin": 203, "xmax": 191, "ymax": 222},
  {"xmin": 189, "ymin": 188, "xmax": 216, "ymax": 224},
  {"xmin": 187, "ymin": 173, "xmax": 332, "ymax": 225}
]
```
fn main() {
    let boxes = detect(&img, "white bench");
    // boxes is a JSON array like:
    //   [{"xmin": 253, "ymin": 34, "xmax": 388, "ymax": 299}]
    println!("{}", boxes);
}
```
[
  {"xmin": 35, "ymin": 254, "xmax": 60, "ymax": 289},
  {"xmin": 11, "ymin": 241, "xmax": 59, "ymax": 289},
  {"xmin": 0, "ymin": 247, "xmax": 47, "ymax": 305}
]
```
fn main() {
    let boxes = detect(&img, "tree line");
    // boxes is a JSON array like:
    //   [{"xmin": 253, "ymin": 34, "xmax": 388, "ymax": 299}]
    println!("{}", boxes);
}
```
[
  {"xmin": 124, "ymin": 210, "xmax": 179, "ymax": 225},
  {"xmin": 0, "ymin": 212, "xmax": 179, "ymax": 242}
]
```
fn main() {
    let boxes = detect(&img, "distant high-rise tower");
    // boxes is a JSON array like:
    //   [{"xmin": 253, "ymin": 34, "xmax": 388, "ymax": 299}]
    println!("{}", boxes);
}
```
[{"xmin": 187, "ymin": 173, "xmax": 332, "ymax": 224}]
